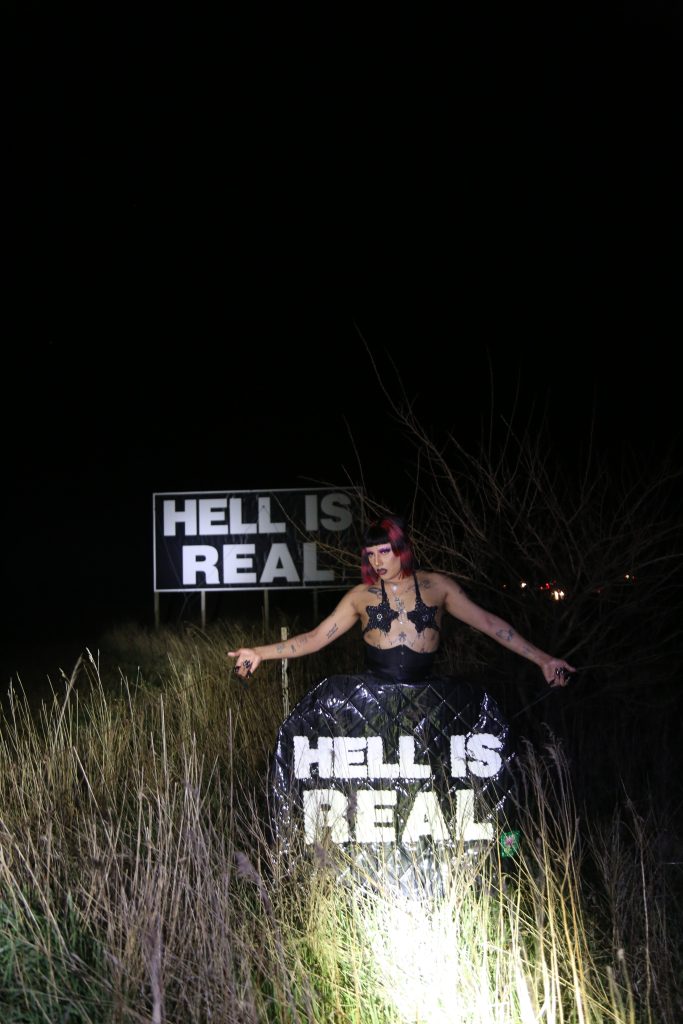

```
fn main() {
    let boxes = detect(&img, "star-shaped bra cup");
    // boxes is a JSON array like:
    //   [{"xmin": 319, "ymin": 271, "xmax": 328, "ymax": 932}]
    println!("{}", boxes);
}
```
[
  {"xmin": 406, "ymin": 575, "xmax": 441, "ymax": 635},
  {"xmin": 363, "ymin": 579, "xmax": 400, "ymax": 635}
]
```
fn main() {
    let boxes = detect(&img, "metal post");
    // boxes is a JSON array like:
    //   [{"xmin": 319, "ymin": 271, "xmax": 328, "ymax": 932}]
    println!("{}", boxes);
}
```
[{"xmin": 281, "ymin": 626, "xmax": 290, "ymax": 719}]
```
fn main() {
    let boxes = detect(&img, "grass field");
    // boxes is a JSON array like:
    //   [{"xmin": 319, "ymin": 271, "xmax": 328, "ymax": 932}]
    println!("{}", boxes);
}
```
[{"xmin": 1, "ymin": 618, "xmax": 680, "ymax": 1023}]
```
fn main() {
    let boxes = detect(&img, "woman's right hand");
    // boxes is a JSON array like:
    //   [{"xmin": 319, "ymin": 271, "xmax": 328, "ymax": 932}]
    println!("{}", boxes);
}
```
[{"xmin": 228, "ymin": 647, "xmax": 261, "ymax": 680}]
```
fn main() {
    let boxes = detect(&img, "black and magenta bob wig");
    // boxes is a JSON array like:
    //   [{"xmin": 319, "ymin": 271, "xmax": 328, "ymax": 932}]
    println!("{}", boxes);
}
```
[{"xmin": 361, "ymin": 515, "xmax": 416, "ymax": 585}]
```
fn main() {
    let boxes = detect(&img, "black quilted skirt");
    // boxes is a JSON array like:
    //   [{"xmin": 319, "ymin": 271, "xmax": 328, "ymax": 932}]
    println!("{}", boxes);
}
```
[{"xmin": 268, "ymin": 668, "xmax": 518, "ymax": 894}]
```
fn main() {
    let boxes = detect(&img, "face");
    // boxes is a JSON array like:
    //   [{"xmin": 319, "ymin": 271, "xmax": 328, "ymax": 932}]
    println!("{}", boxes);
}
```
[{"xmin": 365, "ymin": 542, "xmax": 402, "ymax": 582}]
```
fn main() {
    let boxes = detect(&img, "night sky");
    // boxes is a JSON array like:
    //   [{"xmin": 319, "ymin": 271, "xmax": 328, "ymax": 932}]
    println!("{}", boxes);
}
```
[{"xmin": 6, "ymin": 7, "xmax": 681, "ymax": 692}]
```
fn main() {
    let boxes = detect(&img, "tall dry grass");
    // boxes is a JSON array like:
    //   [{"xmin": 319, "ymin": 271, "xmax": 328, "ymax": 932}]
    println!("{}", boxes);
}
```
[{"xmin": 0, "ymin": 622, "xmax": 680, "ymax": 1023}]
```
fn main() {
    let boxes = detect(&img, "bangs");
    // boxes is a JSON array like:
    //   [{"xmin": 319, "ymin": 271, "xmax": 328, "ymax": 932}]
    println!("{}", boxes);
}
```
[{"xmin": 362, "ymin": 523, "xmax": 391, "ymax": 548}]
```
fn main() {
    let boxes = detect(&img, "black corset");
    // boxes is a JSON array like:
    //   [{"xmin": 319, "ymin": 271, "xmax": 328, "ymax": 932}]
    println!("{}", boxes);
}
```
[{"xmin": 363, "ymin": 644, "xmax": 437, "ymax": 682}]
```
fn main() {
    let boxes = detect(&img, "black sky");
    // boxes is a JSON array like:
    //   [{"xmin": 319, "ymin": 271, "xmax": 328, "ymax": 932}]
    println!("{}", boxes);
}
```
[{"xmin": 6, "ymin": 7, "xmax": 682, "ymax": 688}]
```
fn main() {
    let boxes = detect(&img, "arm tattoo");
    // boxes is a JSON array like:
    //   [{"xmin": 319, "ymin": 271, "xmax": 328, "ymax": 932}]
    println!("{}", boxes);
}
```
[
  {"xmin": 496, "ymin": 627, "xmax": 514, "ymax": 643},
  {"xmin": 326, "ymin": 623, "xmax": 339, "ymax": 641}
]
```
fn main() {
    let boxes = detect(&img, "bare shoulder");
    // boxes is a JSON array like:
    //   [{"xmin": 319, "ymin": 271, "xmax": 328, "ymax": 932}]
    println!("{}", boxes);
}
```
[
  {"xmin": 417, "ymin": 569, "xmax": 458, "ymax": 593},
  {"xmin": 346, "ymin": 581, "xmax": 375, "ymax": 609},
  {"xmin": 417, "ymin": 570, "xmax": 465, "ymax": 601}
]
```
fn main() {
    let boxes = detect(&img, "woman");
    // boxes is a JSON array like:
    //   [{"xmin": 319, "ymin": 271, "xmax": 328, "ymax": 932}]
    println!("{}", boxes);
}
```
[
  {"xmin": 231, "ymin": 514, "xmax": 574, "ymax": 876},
  {"xmin": 229, "ymin": 514, "xmax": 575, "ymax": 686}
]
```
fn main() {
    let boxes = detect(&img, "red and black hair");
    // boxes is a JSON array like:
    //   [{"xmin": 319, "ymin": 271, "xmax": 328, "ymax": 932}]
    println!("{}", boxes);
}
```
[{"xmin": 361, "ymin": 514, "xmax": 416, "ymax": 584}]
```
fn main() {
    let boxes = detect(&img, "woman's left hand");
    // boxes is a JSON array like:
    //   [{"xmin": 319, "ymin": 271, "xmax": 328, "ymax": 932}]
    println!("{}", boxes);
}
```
[{"xmin": 542, "ymin": 657, "xmax": 577, "ymax": 687}]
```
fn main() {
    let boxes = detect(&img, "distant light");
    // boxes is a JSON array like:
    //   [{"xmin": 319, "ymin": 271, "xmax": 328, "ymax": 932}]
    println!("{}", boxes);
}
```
[{"xmin": 519, "ymin": 581, "xmax": 528, "ymax": 589}]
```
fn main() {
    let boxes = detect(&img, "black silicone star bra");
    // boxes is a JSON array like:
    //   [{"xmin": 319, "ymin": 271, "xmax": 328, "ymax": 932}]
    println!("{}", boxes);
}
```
[{"xmin": 362, "ymin": 575, "xmax": 440, "ymax": 636}]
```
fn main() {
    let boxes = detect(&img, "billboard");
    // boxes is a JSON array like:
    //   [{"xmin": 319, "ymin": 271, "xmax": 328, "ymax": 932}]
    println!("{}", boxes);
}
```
[{"xmin": 153, "ymin": 487, "xmax": 362, "ymax": 592}]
